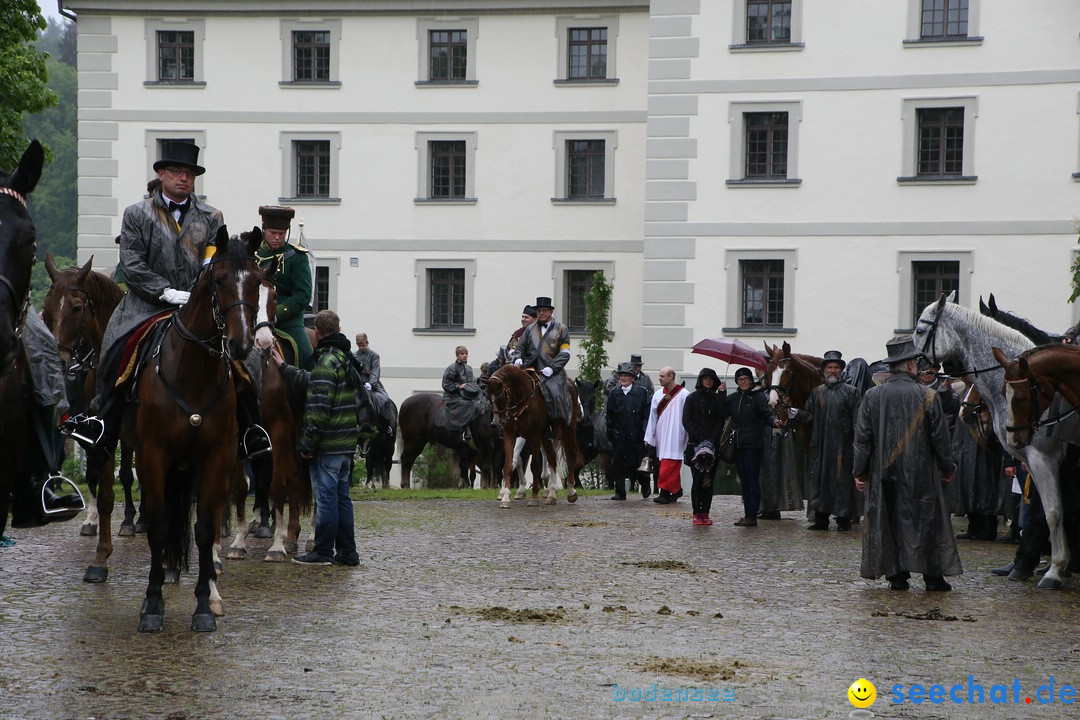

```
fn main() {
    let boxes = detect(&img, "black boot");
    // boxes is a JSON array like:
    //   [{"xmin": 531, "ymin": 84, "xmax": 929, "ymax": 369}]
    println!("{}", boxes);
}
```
[
  {"xmin": 63, "ymin": 413, "xmax": 105, "ymax": 449},
  {"xmin": 956, "ymin": 514, "xmax": 980, "ymax": 540},
  {"xmin": 808, "ymin": 512, "xmax": 830, "ymax": 531},
  {"xmin": 976, "ymin": 514, "xmax": 999, "ymax": 541}
]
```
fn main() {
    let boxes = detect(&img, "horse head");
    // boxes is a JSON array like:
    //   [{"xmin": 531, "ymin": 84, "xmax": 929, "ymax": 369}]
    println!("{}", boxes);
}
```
[
  {"xmin": 993, "ymin": 346, "xmax": 1053, "ymax": 449},
  {"xmin": 0, "ymin": 141, "xmax": 44, "ymax": 370},
  {"xmin": 957, "ymin": 380, "xmax": 993, "ymax": 440},
  {"xmin": 42, "ymin": 254, "xmax": 102, "ymax": 369},
  {"xmin": 575, "ymin": 377, "xmax": 599, "ymax": 415}
]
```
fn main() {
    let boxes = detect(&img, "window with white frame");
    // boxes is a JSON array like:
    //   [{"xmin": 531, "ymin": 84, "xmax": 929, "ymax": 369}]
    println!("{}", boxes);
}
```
[
  {"xmin": 415, "ymin": 132, "xmax": 477, "ymax": 203},
  {"xmin": 280, "ymin": 132, "xmax": 341, "ymax": 203},
  {"xmin": 555, "ymin": 16, "xmax": 619, "ymax": 83},
  {"xmin": 414, "ymin": 259, "xmax": 476, "ymax": 333},
  {"xmin": 281, "ymin": 20, "xmax": 341, "ymax": 86},
  {"xmin": 553, "ymin": 262, "xmax": 615, "ymax": 334},
  {"xmin": 722, "ymin": 249, "xmax": 797, "ymax": 333},
  {"xmin": 897, "ymin": 251, "xmax": 971, "ymax": 331},
  {"xmin": 727, "ymin": 101, "xmax": 801, "ymax": 186},
  {"xmin": 898, "ymin": 97, "xmax": 977, "ymax": 184},
  {"xmin": 730, "ymin": 0, "xmax": 803, "ymax": 51},
  {"xmin": 416, "ymin": 18, "xmax": 478, "ymax": 85},
  {"xmin": 145, "ymin": 19, "xmax": 205, "ymax": 85},
  {"xmin": 313, "ymin": 258, "xmax": 337, "ymax": 313},
  {"xmin": 144, "ymin": 130, "xmax": 206, "ymax": 196},
  {"xmin": 552, "ymin": 130, "xmax": 617, "ymax": 203},
  {"xmin": 905, "ymin": 0, "xmax": 981, "ymax": 44}
]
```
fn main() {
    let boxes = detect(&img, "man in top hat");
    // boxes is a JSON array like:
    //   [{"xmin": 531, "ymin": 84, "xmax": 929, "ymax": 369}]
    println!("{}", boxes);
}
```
[
  {"xmin": 790, "ymin": 350, "xmax": 862, "ymax": 531},
  {"xmin": 605, "ymin": 362, "xmax": 651, "ymax": 501},
  {"xmin": 256, "ymin": 205, "xmax": 313, "ymax": 370},
  {"xmin": 65, "ymin": 141, "xmax": 228, "ymax": 451},
  {"xmin": 853, "ymin": 335, "xmax": 960, "ymax": 592},
  {"xmin": 514, "ymin": 296, "xmax": 574, "ymax": 431},
  {"xmin": 630, "ymin": 354, "xmax": 654, "ymax": 394}
]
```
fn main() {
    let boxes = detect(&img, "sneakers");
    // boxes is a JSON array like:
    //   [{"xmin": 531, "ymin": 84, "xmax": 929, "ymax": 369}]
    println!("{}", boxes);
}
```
[
  {"xmin": 291, "ymin": 551, "xmax": 332, "ymax": 566},
  {"xmin": 241, "ymin": 425, "xmax": 273, "ymax": 461},
  {"xmin": 332, "ymin": 554, "xmax": 360, "ymax": 567},
  {"xmin": 692, "ymin": 514, "xmax": 713, "ymax": 526},
  {"xmin": 63, "ymin": 414, "xmax": 105, "ymax": 448},
  {"xmin": 692, "ymin": 513, "xmax": 705, "ymax": 525}
]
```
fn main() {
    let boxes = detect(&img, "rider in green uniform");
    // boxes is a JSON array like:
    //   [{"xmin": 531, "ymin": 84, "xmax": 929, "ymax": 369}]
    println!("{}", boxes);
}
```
[{"xmin": 256, "ymin": 206, "xmax": 314, "ymax": 370}]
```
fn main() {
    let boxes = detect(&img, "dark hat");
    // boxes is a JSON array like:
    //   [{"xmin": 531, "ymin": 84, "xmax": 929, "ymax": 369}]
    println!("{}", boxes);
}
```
[
  {"xmin": 630, "ymin": 354, "xmax": 643, "ymax": 366},
  {"xmin": 522, "ymin": 305, "xmax": 537, "ymax": 318},
  {"xmin": 259, "ymin": 205, "xmax": 295, "ymax": 231},
  {"xmin": 153, "ymin": 141, "xmax": 205, "ymax": 176},
  {"xmin": 734, "ymin": 367, "xmax": 754, "ymax": 381},
  {"xmin": 616, "ymin": 362, "xmax": 636, "ymax": 376},
  {"xmin": 820, "ymin": 350, "xmax": 846, "ymax": 370},
  {"xmin": 461, "ymin": 382, "xmax": 481, "ymax": 399},
  {"xmin": 880, "ymin": 335, "xmax": 924, "ymax": 364},
  {"xmin": 534, "ymin": 296, "xmax": 554, "ymax": 310}
]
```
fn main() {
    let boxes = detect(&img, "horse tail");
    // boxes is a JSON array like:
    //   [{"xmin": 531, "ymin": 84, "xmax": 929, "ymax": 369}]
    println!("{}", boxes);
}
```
[{"xmin": 161, "ymin": 462, "xmax": 193, "ymax": 574}]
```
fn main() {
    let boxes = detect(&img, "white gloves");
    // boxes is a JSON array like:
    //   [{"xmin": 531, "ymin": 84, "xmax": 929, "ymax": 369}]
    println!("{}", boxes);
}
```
[
  {"xmin": 364, "ymin": 383, "xmax": 372, "ymax": 391},
  {"xmin": 788, "ymin": 408, "xmax": 799, "ymax": 419},
  {"xmin": 160, "ymin": 288, "xmax": 190, "ymax": 305},
  {"xmin": 514, "ymin": 359, "xmax": 523, "ymax": 366},
  {"xmin": 541, "ymin": 367, "xmax": 553, "ymax": 377}
]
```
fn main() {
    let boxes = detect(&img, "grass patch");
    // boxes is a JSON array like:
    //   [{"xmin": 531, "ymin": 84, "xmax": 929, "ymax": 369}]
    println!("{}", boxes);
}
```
[{"xmin": 352, "ymin": 487, "xmax": 612, "ymax": 501}]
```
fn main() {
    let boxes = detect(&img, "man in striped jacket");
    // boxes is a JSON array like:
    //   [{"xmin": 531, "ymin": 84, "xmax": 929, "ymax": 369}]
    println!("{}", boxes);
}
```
[{"xmin": 277, "ymin": 310, "xmax": 360, "ymax": 566}]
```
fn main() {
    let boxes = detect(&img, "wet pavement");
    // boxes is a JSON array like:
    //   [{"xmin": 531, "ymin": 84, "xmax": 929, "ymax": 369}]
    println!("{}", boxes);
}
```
[{"xmin": 2, "ymin": 493, "xmax": 1078, "ymax": 720}]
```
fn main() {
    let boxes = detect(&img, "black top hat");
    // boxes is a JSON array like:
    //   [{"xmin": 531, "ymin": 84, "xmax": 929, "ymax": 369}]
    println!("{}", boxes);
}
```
[
  {"xmin": 522, "ymin": 305, "xmax": 537, "ymax": 318},
  {"xmin": 880, "ymin": 335, "xmax": 924, "ymax": 365},
  {"xmin": 153, "ymin": 141, "xmax": 206, "ymax": 176},
  {"xmin": 534, "ymin": 296, "xmax": 554, "ymax": 310},
  {"xmin": 820, "ymin": 350, "xmax": 846, "ymax": 370},
  {"xmin": 616, "ymin": 362, "xmax": 636, "ymax": 376},
  {"xmin": 259, "ymin": 205, "xmax": 295, "ymax": 231},
  {"xmin": 630, "ymin": 354, "xmax": 643, "ymax": 365}
]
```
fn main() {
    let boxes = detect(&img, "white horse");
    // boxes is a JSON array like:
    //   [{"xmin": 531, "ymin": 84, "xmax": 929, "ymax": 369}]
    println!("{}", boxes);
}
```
[{"xmin": 912, "ymin": 294, "xmax": 1070, "ymax": 589}]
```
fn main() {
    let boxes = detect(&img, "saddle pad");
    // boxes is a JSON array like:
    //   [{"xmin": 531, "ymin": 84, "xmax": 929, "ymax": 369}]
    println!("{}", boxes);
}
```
[
  {"xmin": 273, "ymin": 328, "xmax": 300, "ymax": 367},
  {"xmin": 115, "ymin": 311, "xmax": 173, "ymax": 388}
]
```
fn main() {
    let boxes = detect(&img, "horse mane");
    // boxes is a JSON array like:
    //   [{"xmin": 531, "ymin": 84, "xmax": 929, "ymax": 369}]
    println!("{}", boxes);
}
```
[
  {"xmin": 84, "ymin": 267, "xmax": 125, "ymax": 307},
  {"xmin": 979, "ymin": 294, "xmax": 1062, "ymax": 345},
  {"xmin": 941, "ymin": 302, "xmax": 1034, "ymax": 350}
]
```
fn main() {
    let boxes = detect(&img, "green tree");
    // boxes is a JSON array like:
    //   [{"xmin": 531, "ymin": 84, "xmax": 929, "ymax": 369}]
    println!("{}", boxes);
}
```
[
  {"xmin": 1070, "ymin": 228, "xmax": 1080, "ymax": 303},
  {"xmin": 576, "ymin": 270, "xmax": 614, "ymax": 385},
  {"xmin": 1, "ymin": 0, "xmax": 57, "ymax": 169}
]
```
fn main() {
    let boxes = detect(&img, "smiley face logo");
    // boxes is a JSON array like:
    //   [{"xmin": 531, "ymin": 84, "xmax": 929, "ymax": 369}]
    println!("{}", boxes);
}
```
[{"xmin": 848, "ymin": 678, "xmax": 876, "ymax": 708}]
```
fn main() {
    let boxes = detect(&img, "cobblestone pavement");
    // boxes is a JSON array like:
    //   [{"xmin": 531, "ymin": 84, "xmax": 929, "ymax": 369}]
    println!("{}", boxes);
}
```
[{"xmin": 2, "ymin": 493, "xmax": 1078, "ymax": 720}]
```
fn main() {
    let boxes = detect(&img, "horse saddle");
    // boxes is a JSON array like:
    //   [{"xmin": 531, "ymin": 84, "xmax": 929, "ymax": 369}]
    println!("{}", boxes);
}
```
[
  {"xmin": 115, "ymin": 310, "xmax": 174, "ymax": 390},
  {"xmin": 272, "ymin": 328, "xmax": 300, "ymax": 367}
]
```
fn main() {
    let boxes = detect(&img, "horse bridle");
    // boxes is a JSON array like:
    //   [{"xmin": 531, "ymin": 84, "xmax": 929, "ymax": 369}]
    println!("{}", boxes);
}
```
[
  {"xmin": 1003, "ymin": 374, "xmax": 1078, "ymax": 432},
  {"xmin": 56, "ymin": 283, "xmax": 98, "ymax": 377},
  {"xmin": 488, "ymin": 371, "xmax": 541, "ymax": 424},
  {"xmin": 918, "ymin": 301, "xmax": 1005, "ymax": 377}
]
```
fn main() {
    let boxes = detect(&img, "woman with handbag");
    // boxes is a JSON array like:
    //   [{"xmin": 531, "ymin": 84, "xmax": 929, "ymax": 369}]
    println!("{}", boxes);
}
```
[
  {"xmin": 682, "ymin": 368, "xmax": 729, "ymax": 525},
  {"xmin": 727, "ymin": 367, "xmax": 779, "ymax": 527}
]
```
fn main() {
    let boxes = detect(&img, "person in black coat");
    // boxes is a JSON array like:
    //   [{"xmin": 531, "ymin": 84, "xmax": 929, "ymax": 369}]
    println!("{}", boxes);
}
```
[
  {"xmin": 682, "ymin": 368, "xmax": 729, "ymax": 525},
  {"xmin": 727, "ymin": 367, "xmax": 778, "ymax": 527},
  {"xmin": 605, "ymin": 363, "xmax": 651, "ymax": 500}
]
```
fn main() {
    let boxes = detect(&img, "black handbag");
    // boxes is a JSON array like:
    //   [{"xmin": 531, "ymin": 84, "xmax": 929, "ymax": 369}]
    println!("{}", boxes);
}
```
[{"xmin": 717, "ymin": 419, "xmax": 736, "ymax": 464}]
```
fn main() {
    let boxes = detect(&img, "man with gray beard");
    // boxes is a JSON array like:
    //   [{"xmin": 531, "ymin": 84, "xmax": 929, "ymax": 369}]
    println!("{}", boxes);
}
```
[{"xmin": 790, "ymin": 351, "xmax": 862, "ymax": 531}]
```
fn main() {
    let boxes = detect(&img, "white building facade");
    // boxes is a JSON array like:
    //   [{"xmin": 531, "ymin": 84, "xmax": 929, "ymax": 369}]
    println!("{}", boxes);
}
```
[
  {"xmin": 66, "ymin": 0, "xmax": 649, "ymax": 401},
  {"xmin": 645, "ymin": 0, "xmax": 1080, "ymax": 370}
]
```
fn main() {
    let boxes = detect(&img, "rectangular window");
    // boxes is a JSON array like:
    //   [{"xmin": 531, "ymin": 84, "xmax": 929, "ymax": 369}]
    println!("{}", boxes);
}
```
[
  {"xmin": 745, "ymin": 112, "xmax": 788, "ymax": 179},
  {"xmin": 746, "ymin": 1, "xmax": 792, "ymax": 44},
  {"xmin": 567, "ymin": 140, "xmax": 606, "ymax": 199},
  {"xmin": 429, "ymin": 29, "xmax": 468, "ymax": 82},
  {"xmin": 917, "ymin": 107, "xmax": 964, "ymax": 177},
  {"xmin": 912, "ymin": 260, "xmax": 959, "ymax": 326},
  {"xmin": 293, "ymin": 31, "xmax": 331, "ymax": 82},
  {"xmin": 921, "ymin": 0, "xmax": 969, "ymax": 40},
  {"xmin": 295, "ymin": 140, "xmax": 331, "ymax": 197},
  {"xmin": 564, "ymin": 269, "xmax": 597, "ymax": 333},
  {"xmin": 430, "ymin": 141, "xmax": 467, "ymax": 199},
  {"xmin": 568, "ymin": 27, "xmax": 607, "ymax": 80},
  {"xmin": 429, "ymin": 268, "xmax": 465, "ymax": 328},
  {"xmin": 314, "ymin": 265, "xmax": 329, "ymax": 312},
  {"xmin": 741, "ymin": 259, "xmax": 785, "ymax": 327},
  {"xmin": 157, "ymin": 30, "xmax": 194, "ymax": 81}
]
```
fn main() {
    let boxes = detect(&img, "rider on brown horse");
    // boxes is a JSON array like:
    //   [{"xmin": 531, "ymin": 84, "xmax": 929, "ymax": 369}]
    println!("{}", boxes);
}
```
[{"xmin": 513, "ymin": 296, "xmax": 573, "ymax": 435}]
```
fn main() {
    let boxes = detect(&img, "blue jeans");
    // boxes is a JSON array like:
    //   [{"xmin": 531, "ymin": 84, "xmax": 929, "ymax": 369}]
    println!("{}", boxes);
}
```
[{"xmin": 310, "ymin": 454, "xmax": 356, "ymax": 562}]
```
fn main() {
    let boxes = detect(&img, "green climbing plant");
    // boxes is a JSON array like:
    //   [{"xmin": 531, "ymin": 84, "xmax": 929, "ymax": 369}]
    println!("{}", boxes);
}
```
[
  {"xmin": 576, "ymin": 270, "xmax": 613, "ymax": 385},
  {"xmin": 1069, "ymin": 226, "xmax": 1080, "ymax": 303}
]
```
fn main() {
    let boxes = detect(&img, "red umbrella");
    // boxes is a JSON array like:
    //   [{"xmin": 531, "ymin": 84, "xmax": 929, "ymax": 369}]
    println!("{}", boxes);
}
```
[{"xmin": 690, "ymin": 338, "xmax": 768, "ymax": 372}]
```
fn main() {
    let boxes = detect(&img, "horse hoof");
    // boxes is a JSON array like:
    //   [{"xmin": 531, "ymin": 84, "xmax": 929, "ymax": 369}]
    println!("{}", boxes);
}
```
[
  {"xmin": 118, "ymin": 523, "xmax": 136, "ymax": 537},
  {"xmin": 139, "ymin": 615, "xmax": 164, "ymax": 633},
  {"xmin": 544, "ymin": 497, "xmax": 557, "ymax": 505},
  {"xmin": 79, "ymin": 524, "xmax": 97, "ymax": 537},
  {"xmin": 226, "ymin": 548, "xmax": 247, "ymax": 560},
  {"xmin": 1037, "ymin": 575, "xmax": 1063, "ymax": 590},
  {"xmin": 264, "ymin": 550, "xmax": 287, "ymax": 562},
  {"xmin": 283, "ymin": 541, "xmax": 298, "ymax": 555},
  {"xmin": 305, "ymin": 539, "xmax": 314, "ymax": 553},
  {"xmin": 567, "ymin": 492, "xmax": 578, "ymax": 504},
  {"xmin": 210, "ymin": 599, "xmax": 225, "ymax": 617},
  {"xmin": 134, "ymin": 521, "xmax": 148, "ymax": 534},
  {"xmin": 514, "ymin": 490, "xmax": 526, "ymax": 500},
  {"xmin": 526, "ymin": 498, "xmax": 539, "ymax": 507},
  {"xmin": 499, "ymin": 501, "xmax": 512, "ymax": 509},
  {"xmin": 164, "ymin": 569, "xmax": 181, "ymax": 584},
  {"xmin": 213, "ymin": 561, "xmax": 224, "ymax": 575},
  {"xmin": 83, "ymin": 566, "xmax": 108, "ymax": 583},
  {"xmin": 254, "ymin": 526, "xmax": 273, "ymax": 539},
  {"xmin": 1008, "ymin": 568, "xmax": 1033, "ymax": 581},
  {"xmin": 247, "ymin": 520, "xmax": 259, "ymax": 533},
  {"xmin": 191, "ymin": 613, "xmax": 217, "ymax": 632}
]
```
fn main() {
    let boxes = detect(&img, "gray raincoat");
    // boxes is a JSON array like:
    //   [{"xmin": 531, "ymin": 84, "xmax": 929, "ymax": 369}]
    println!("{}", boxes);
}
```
[
  {"xmin": 853, "ymin": 372, "xmax": 962, "ymax": 579},
  {"xmin": 438, "ymin": 360, "xmax": 487, "ymax": 431},
  {"xmin": 515, "ymin": 319, "xmax": 573, "ymax": 423}
]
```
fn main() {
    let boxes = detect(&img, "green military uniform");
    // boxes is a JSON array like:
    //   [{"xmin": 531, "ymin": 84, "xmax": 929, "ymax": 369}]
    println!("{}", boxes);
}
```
[{"xmin": 257, "ymin": 205, "xmax": 314, "ymax": 370}]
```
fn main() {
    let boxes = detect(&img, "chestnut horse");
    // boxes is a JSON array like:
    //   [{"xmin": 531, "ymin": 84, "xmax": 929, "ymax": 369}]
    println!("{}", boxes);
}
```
[
  {"xmin": 992, "ymin": 344, "xmax": 1080, "ymax": 449},
  {"xmin": 41, "ymin": 254, "xmax": 139, "ymax": 538},
  {"xmin": 0, "ymin": 141, "xmax": 43, "ymax": 539},
  {"xmin": 486, "ymin": 364, "xmax": 583, "ymax": 508},
  {"xmin": 83, "ymin": 227, "xmax": 274, "ymax": 631},
  {"xmin": 763, "ymin": 342, "xmax": 823, "ymax": 445}
]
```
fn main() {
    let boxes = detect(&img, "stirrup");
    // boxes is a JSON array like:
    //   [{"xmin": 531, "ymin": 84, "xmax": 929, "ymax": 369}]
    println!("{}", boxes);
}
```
[
  {"xmin": 41, "ymin": 474, "xmax": 86, "ymax": 522},
  {"xmin": 63, "ymin": 413, "xmax": 105, "ymax": 448},
  {"xmin": 242, "ymin": 424, "xmax": 273, "ymax": 460}
]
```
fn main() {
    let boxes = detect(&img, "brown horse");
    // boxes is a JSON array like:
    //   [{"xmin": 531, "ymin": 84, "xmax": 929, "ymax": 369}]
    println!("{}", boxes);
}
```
[
  {"xmin": 83, "ymin": 227, "xmax": 273, "ymax": 631},
  {"xmin": 763, "ymin": 342, "xmax": 823, "ymax": 445},
  {"xmin": 41, "ymin": 254, "xmax": 140, "ymax": 537},
  {"xmin": 992, "ymin": 343, "xmax": 1080, "ymax": 449},
  {"xmin": 397, "ymin": 393, "xmax": 498, "ymax": 488},
  {"xmin": 0, "ymin": 141, "xmax": 43, "ymax": 539},
  {"xmin": 486, "ymin": 364, "xmax": 583, "ymax": 508}
]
